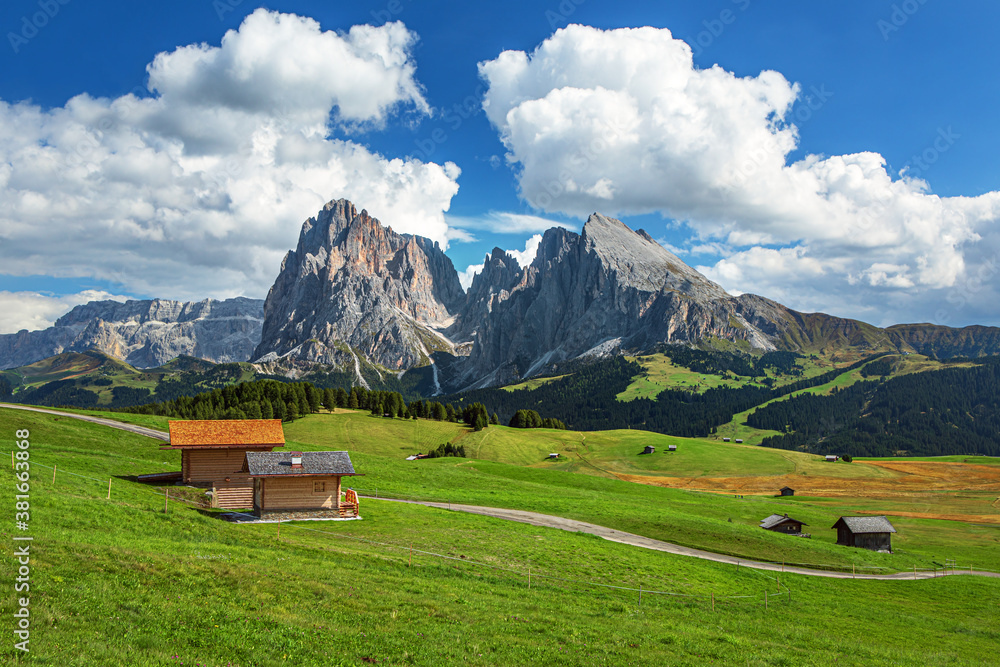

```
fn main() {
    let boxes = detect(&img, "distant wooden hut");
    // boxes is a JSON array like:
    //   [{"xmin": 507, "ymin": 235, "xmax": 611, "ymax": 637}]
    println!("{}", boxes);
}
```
[
  {"xmin": 722, "ymin": 437, "xmax": 731, "ymax": 442},
  {"xmin": 832, "ymin": 516, "xmax": 896, "ymax": 552},
  {"xmin": 779, "ymin": 486, "xmax": 795, "ymax": 496},
  {"xmin": 668, "ymin": 444, "xmax": 677, "ymax": 451},
  {"xmin": 547, "ymin": 453, "xmax": 560, "ymax": 459},
  {"xmin": 245, "ymin": 451, "xmax": 361, "ymax": 520},
  {"xmin": 825, "ymin": 455, "xmax": 838, "ymax": 462},
  {"xmin": 759, "ymin": 513, "xmax": 806, "ymax": 535},
  {"xmin": 642, "ymin": 445, "xmax": 655, "ymax": 454},
  {"xmin": 163, "ymin": 420, "xmax": 285, "ymax": 509},
  {"xmin": 734, "ymin": 438, "xmax": 743, "ymax": 443}
]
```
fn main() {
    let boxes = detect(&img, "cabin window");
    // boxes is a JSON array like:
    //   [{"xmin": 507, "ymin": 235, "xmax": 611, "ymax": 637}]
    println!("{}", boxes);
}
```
[{"xmin": 313, "ymin": 481, "xmax": 326, "ymax": 493}]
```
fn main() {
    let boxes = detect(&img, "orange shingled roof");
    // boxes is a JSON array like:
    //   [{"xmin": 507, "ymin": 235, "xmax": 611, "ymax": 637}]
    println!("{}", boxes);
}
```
[{"xmin": 167, "ymin": 419, "xmax": 286, "ymax": 448}]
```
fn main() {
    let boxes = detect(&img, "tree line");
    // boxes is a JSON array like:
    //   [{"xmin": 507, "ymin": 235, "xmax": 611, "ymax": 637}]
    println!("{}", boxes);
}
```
[
  {"xmin": 121, "ymin": 378, "xmax": 575, "ymax": 434},
  {"xmin": 447, "ymin": 353, "xmax": 887, "ymax": 437},
  {"xmin": 752, "ymin": 357, "xmax": 1000, "ymax": 457}
]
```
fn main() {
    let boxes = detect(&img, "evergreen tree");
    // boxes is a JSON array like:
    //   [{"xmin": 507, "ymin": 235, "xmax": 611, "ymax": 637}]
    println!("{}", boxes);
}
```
[{"xmin": 285, "ymin": 401, "xmax": 299, "ymax": 421}]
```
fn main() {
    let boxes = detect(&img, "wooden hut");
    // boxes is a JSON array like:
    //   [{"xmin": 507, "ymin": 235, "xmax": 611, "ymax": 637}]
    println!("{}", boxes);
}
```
[
  {"xmin": 668, "ymin": 444, "xmax": 677, "ymax": 451},
  {"xmin": 734, "ymin": 438, "xmax": 743, "ymax": 443},
  {"xmin": 722, "ymin": 437, "xmax": 731, "ymax": 442},
  {"xmin": 825, "ymin": 455, "xmax": 839, "ymax": 462},
  {"xmin": 779, "ymin": 486, "xmax": 795, "ymax": 496},
  {"xmin": 642, "ymin": 445, "xmax": 655, "ymax": 454},
  {"xmin": 759, "ymin": 513, "xmax": 807, "ymax": 535},
  {"xmin": 832, "ymin": 516, "xmax": 896, "ymax": 552},
  {"xmin": 163, "ymin": 420, "xmax": 284, "ymax": 509},
  {"xmin": 244, "ymin": 451, "xmax": 361, "ymax": 520}
]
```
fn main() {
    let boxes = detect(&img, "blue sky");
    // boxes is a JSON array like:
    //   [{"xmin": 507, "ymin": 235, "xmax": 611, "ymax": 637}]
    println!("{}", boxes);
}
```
[{"xmin": 1, "ymin": 0, "xmax": 999, "ymax": 333}]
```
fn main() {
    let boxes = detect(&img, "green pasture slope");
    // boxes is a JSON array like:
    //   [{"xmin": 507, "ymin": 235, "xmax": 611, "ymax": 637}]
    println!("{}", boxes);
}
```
[{"xmin": 4, "ymin": 406, "xmax": 999, "ymax": 665}]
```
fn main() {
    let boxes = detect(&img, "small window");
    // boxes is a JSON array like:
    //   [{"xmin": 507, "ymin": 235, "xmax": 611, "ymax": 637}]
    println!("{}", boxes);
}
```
[{"xmin": 313, "ymin": 481, "xmax": 326, "ymax": 493}]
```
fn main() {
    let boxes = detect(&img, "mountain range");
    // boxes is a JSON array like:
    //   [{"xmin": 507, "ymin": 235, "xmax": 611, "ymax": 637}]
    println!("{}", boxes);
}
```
[{"xmin": 4, "ymin": 198, "xmax": 1000, "ymax": 390}]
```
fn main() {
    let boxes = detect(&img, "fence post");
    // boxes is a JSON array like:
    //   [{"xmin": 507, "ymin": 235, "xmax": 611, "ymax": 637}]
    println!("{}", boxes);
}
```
[
  {"xmin": 164, "ymin": 488, "xmax": 168, "ymax": 513},
  {"xmin": 777, "ymin": 575, "xmax": 780, "ymax": 593},
  {"xmin": 852, "ymin": 563, "xmax": 855, "ymax": 579},
  {"xmin": 639, "ymin": 582, "xmax": 642, "ymax": 608},
  {"xmin": 764, "ymin": 591, "xmax": 768, "ymax": 610},
  {"xmin": 107, "ymin": 478, "xmax": 112, "ymax": 500},
  {"xmin": 913, "ymin": 565, "xmax": 917, "ymax": 580},
  {"xmin": 52, "ymin": 465, "xmax": 57, "ymax": 483},
  {"xmin": 277, "ymin": 521, "xmax": 280, "ymax": 539}
]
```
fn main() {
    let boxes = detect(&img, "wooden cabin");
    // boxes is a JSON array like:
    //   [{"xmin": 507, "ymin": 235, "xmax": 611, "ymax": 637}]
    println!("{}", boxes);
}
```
[
  {"xmin": 759, "ymin": 513, "xmax": 806, "ymax": 535},
  {"xmin": 722, "ymin": 437, "xmax": 731, "ymax": 442},
  {"xmin": 779, "ymin": 486, "xmax": 795, "ymax": 496},
  {"xmin": 642, "ymin": 445, "xmax": 655, "ymax": 454},
  {"xmin": 245, "ymin": 451, "xmax": 360, "ymax": 520},
  {"xmin": 163, "ymin": 420, "xmax": 284, "ymax": 509},
  {"xmin": 833, "ymin": 516, "xmax": 896, "ymax": 552},
  {"xmin": 825, "ymin": 455, "xmax": 839, "ymax": 462},
  {"xmin": 668, "ymin": 444, "xmax": 677, "ymax": 451},
  {"xmin": 734, "ymin": 438, "xmax": 743, "ymax": 443}
]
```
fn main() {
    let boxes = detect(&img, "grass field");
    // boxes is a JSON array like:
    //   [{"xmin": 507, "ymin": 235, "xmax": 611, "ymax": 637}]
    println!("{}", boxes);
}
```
[
  {"xmin": 3, "ymin": 406, "xmax": 999, "ymax": 665},
  {"xmin": 615, "ymin": 353, "xmax": 852, "ymax": 402}
]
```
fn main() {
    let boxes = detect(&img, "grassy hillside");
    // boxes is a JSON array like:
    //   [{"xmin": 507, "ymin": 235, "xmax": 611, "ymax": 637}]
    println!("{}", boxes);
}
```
[
  {"xmin": 1, "ymin": 351, "xmax": 260, "ymax": 408},
  {"xmin": 3, "ymin": 406, "xmax": 999, "ymax": 665}
]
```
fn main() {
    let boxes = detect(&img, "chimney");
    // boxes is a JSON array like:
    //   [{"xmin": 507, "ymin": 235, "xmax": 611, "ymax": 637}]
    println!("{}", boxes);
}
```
[{"xmin": 290, "ymin": 452, "xmax": 303, "ymax": 469}]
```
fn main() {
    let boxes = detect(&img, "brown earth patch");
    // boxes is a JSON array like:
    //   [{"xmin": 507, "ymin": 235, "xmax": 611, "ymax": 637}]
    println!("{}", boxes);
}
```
[{"xmin": 617, "ymin": 460, "xmax": 1000, "ymax": 523}]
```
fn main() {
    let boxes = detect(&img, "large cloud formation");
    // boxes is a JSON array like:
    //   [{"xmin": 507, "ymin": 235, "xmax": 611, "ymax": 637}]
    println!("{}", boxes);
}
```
[
  {"xmin": 0, "ymin": 10, "xmax": 459, "ymax": 329},
  {"xmin": 479, "ymin": 25, "xmax": 1000, "ymax": 326}
]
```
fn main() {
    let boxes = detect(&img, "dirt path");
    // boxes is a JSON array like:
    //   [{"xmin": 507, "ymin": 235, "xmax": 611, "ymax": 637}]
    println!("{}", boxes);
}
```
[
  {"xmin": 5, "ymin": 403, "xmax": 997, "ymax": 581},
  {"xmin": 0, "ymin": 403, "xmax": 169, "ymax": 442},
  {"xmin": 371, "ymin": 497, "xmax": 1000, "ymax": 581}
]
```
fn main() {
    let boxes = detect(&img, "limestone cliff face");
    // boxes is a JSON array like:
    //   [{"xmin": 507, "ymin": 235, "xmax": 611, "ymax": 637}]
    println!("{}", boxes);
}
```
[
  {"xmin": 447, "ymin": 213, "xmax": 778, "ymax": 388},
  {"xmin": 252, "ymin": 199, "xmax": 465, "ymax": 373},
  {"xmin": 0, "ymin": 297, "xmax": 264, "ymax": 370}
]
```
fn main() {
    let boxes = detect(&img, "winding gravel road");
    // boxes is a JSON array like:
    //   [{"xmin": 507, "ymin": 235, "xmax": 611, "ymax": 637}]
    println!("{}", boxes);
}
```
[
  {"xmin": 0, "ymin": 402, "xmax": 169, "ymax": 441},
  {"xmin": 4, "ymin": 402, "xmax": 997, "ymax": 581}
]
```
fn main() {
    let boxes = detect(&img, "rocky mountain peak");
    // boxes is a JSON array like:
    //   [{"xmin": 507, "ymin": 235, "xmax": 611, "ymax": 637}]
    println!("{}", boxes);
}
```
[
  {"xmin": 580, "ymin": 212, "xmax": 729, "ymax": 300},
  {"xmin": 253, "ymin": 198, "xmax": 465, "ymax": 374}
]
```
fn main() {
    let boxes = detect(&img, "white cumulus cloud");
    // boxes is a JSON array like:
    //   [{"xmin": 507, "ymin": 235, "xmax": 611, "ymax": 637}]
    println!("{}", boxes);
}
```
[
  {"xmin": 0, "ymin": 10, "xmax": 460, "ymax": 305},
  {"xmin": 0, "ymin": 290, "xmax": 129, "ymax": 334},
  {"xmin": 479, "ymin": 24, "xmax": 1000, "ymax": 325},
  {"xmin": 458, "ymin": 234, "xmax": 544, "ymax": 290}
]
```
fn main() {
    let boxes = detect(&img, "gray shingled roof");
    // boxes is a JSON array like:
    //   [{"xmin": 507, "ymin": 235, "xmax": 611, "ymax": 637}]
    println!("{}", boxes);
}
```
[
  {"xmin": 244, "ymin": 451, "xmax": 356, "ymax": 477},
  {"xmin": 833, "ymin": 516, "xmax": 897, "ymax": 534},
  {"xmin": 759, "ymin": 513, "xmax": 807, "ymax": 529}
]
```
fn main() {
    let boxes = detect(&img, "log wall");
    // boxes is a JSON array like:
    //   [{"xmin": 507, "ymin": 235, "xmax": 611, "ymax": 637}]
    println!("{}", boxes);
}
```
[
  {"xmin": 214, "ymin": 478, "xmax": 254, "ymax": 509},
  {"xmin": 185, "ymin": 449, "xmax": 254, "ymax": 483},
  {"xmin": 259, "ymin": 476, "xmax": 343, "ymax": 511}
]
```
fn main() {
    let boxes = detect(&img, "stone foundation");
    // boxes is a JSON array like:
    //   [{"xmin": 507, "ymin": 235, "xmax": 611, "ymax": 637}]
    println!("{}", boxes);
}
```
[{"xmin": 256, "ymin": 508, "xmax": 358, "ymax": 522}]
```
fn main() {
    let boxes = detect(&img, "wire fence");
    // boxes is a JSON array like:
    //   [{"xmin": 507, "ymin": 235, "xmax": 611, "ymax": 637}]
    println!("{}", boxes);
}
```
[
  {"xmin": 342, "ymin": 486, "xmax": 1000, "ymax": 577},
  {"xmin": 15, "ymin": 458, "xmax": 999, "ymax": 610},
  {"xmin": 19, "ymin": 458, "xmax": 798, "ymax": 610}
]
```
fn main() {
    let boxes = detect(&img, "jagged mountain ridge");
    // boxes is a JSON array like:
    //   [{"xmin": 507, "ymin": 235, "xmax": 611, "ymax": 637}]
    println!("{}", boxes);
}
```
[
  {"xmin": 0, "ymin": 297, "xmax": 264, "ymax": 370},
  {"xmin": 251, "ymin": 199, "xmax": 465, "ymax": 385},
  {"xmin": 447, "ymin": 215, "xmax": 780, "ymax": 388},
  {"xmin": 6, "ymin": 198, "xmax": 1000, "ymax": 388}
]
